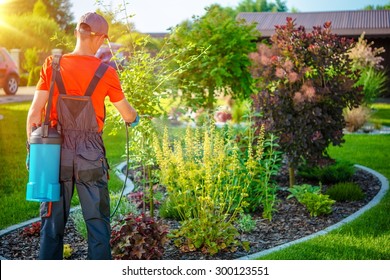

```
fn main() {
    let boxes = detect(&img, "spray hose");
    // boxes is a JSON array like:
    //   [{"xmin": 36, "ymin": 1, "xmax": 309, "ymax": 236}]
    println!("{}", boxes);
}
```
[{"xmin": 110, "ymin": 121, "xmax": 131, "ymax": 219}]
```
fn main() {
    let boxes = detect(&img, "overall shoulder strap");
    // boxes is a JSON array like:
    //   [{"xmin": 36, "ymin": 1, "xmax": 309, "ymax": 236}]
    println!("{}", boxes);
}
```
[
  {"xmin": 43, "ymin": 54, "xmax": 62, "ymax": 133},
  {"xmin": 84, "ymin": 63, "xmax": 109, "ymax": 97}
]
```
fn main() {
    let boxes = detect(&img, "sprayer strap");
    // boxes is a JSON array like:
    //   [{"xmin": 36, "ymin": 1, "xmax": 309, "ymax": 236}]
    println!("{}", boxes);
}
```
[
  {"xmin": 43, "ymin": 54, "xmax": 62, "ymax": 127},
  {"xmin": 84, "ymin": 63, "xmax": 109, "ymax": 97}
]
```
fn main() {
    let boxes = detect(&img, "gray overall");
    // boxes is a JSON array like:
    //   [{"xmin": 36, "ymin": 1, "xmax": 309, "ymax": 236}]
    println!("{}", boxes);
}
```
[{"xmin": 39, "ymin": 59, "xmax": 111, "ymax": 260}]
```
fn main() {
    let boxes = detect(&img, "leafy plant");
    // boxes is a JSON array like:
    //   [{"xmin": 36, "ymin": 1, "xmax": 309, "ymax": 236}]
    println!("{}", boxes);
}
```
[
  {"xmin": 237, "ymin": 213, "xmax": 257, "ymax": 233},
  {"xmin": 20, "ymin": 221, "xmax": 41, "ymax": 237},
  {"xmin": 169, "ymin": 214, "xmax": 248, "ymax": 255},
  {"xmin": 287, "ymin": 184, "xmax": 321, "ymax": 200},
  {"xmin": 250, "ymin": 18, "xmax": 363, "ymax": 187},
  {"xmin": 110, "ymin": 213, "xmax": 169, "ymax": 260},
  {"xmin": 299, "ymin": 193, "xmax": 335, "ymax": 217},
  {"xmin": 326, "ymin": 182, "xmax": 365, "ymax": 202},
  {"xmin": 298, "ymin": 160, "xmax": 355, "ymax": 184},
  {"xmin": 355, "ymin": 67, "xmax": 388, "ymax": 104}
]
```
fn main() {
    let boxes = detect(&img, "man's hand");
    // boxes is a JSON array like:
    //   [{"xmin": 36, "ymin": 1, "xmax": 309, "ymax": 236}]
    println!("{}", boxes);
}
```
[{"xmin": 126, "ymin": 114, "xmax": 140, "ymax": 127}]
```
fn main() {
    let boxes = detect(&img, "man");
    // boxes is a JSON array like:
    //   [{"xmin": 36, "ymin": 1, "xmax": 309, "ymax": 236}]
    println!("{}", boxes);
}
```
[{"xmin": 26, "ymin": 12, "xmax": 138, "ymax": 260}]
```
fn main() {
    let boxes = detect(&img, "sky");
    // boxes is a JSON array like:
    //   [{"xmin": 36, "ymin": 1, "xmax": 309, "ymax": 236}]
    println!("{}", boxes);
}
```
[{"xmin": 71, "ymin": 0, "xmax": 390, "ymax": 33}]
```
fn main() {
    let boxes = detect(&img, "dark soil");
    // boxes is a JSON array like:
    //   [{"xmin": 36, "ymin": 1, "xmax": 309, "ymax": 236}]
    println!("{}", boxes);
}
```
[{"xmin": 0, "ymin": 168, "xmax": 381, "ymax": 260}]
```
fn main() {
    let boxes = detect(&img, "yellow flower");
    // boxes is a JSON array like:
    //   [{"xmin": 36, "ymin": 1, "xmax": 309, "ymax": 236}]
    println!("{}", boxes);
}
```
[{"xmin": 63, "ymin": 244, "xmax": 73, "ymax": 259}]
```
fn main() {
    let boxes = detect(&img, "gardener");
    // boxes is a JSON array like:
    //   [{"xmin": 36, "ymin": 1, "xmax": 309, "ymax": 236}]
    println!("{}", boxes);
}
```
[{"xmin": 26, "ymin": 12, "xmax": 139, "ymax": 260}]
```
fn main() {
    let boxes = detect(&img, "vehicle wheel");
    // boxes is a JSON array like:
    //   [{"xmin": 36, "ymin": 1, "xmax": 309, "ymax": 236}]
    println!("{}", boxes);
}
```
[{"xmin": 4, "ymin": 75, "xmax": 18, "ymax": 95}]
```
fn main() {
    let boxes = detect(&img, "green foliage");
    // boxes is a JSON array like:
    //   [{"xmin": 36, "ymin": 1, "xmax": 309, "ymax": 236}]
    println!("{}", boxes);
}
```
[
  {"xmin": 169, "ymin": 4, "xmax": 259, "ymax": 109},
  {"xmin": 355, "ymin": 67, "xmax": 388, "ymax": 104},
  {"xmin": 170, "ymin": 215, "xmax": 244, "ymax": 255},
  {"xmin": 299, "ymin": 193, "xmax": 335, "ymax": 217},
  {"xmin": 237, "ymin": 213, "xmax": 257, "ymax": 233},
  {"xmin": 287, "ymin": 184, "xmax": 321, "ymax": 200},
  {"xmin": 326, "ymin": 182, "xmax": 365, "ymax": 202},
  {"xmin": 0, "ymin": 14, "xmax": 62, "ymax": 51},
  {"xmin": 153, "ymin": 119, "xmax": 281, "ymax": 254},
  {"xmin": 236, "ymin": 0, "xmax": 288, "ymax": 13},
  {"xmin": 33, "ymin": 0, "xmax": 49, "ymax": 18},
  {"xmin": 110, "ymin": 213, "xmax": 169, "ymax": 260},
  {"xmin": 250, "ymin": 18, "xmax": 363, "ymax": 186},
  {"xmin": 298, "ymin": 160, "xmax": 356, "ymax": 184},
  {"xmin": 23, "ymin": 48, "xmax": 41, "ymax": 86},
  {"xmin": 288, "ymin": 183, "xmax": 335, "ymax": 217},
  {"xmin": 243, "ymin": 124, "xmax": 282, "ymax": 218},
  {"xmin": 0, "ymin": 0, "xmax": 74, "ymax": 31}
]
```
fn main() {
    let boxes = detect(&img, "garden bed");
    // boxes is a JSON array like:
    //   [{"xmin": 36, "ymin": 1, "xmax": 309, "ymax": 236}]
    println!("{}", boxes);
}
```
[{"xmin": 0, "ymin": 167, "xmax": 381, "ymax": 260}]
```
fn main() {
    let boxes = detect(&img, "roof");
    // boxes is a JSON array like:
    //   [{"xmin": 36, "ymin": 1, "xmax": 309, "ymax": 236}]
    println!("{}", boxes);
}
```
[{"xmin": 237, "ymin": 10, "xmax": 390, "ymax": 37}]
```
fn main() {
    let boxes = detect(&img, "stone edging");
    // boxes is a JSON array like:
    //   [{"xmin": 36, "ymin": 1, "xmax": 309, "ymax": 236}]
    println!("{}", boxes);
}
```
[
  {"xmin": 0, "ymin": 164, "xmax": 388, "ymax": 260},
  {"xmin": 238, "ymin": 164, "xmax": 389, "ymax": 260}
]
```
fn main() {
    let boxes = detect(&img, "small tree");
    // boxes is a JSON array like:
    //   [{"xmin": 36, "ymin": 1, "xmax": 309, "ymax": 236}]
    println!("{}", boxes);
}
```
[
  {"xmin": 250, "ymin": 18, "xmax": 363, "ymax": 187},
  {"xmin": 169, "ymin": 4, "xmax": 259, "ymax": 110}
]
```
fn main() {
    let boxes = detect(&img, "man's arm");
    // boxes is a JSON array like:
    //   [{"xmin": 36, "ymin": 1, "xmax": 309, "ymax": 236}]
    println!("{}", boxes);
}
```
[
  {"xmin": 26, "ymin": 90, "xmax": 49, "ymax": 141},
  {"xmin": 112, "ymin": 98, "xmax": 138, "ymax": 124}
]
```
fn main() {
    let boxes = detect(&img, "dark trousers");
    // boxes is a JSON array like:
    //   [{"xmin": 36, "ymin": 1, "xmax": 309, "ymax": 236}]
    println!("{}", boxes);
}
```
[{"xmin": 38, "ymin": 175, "xmax": 111, "ymax": 260}]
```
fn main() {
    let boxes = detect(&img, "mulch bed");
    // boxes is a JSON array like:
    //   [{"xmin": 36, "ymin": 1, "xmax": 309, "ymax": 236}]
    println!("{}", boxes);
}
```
[{"xmin": 0, "ymin": 168, "xmax": 381, "ymax": 260}]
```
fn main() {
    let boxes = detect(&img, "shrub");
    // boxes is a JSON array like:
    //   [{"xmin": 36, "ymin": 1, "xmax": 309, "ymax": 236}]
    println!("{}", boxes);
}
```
[
  {"xmin": 110, "ymin": 213, "xmax": 168, "ymax": 260},
  {"xmin": 298, "ymin": 160, "xmax": 355, "ymax": 184},
  {"xmin": 344, "ymin": 105, "xmax": 372, "ymax": 132},
  {"xmin": 326, "ymin": 182, "xmax": 365, "ymax": 202},
  {"xmin": 250, "ymin": 18, "xmax": 363, "ymax": 187},
  {"xmin": 20, "ymin": 222, "xmax": 41, "ymax": 237},
  {"xmin": 299, "ymin": 193, "xmax": 335, "ymax": 217},
  {"xmin": 237, "ymin": 213, "xmax": 257, "ymax": 233}
]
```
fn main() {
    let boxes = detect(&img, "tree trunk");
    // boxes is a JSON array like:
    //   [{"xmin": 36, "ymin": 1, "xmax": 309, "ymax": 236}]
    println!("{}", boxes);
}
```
[{"xmin": 288, "ymin": 163, "xmax": 295, "ymax": 188}]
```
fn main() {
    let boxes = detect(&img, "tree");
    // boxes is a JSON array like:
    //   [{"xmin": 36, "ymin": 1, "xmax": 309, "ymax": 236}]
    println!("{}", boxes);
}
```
[
  {"xmin": 33, "ymin": 0, "xmax": 49, "ymax": 18},
  {"xmin": 364, "ymin": 1, "xmax": 390, "ymax": 10},
  {"xmin": 250, "ymin": 18, "xmax": 363, "ymax": 187},
  {"xmin": 236, "ymin": 0, "xmax": 288, "ymax": 13},
  {"xmin": 0, "ymin": 0, "xmax": 73, "ymax": 31},
  {"xmin": 0, "ymin": 14, "xmax": 62, "ymax": 51},
  {"xmin": 169, "ymin": 4, "xmax": 259, "ymax": 110}
]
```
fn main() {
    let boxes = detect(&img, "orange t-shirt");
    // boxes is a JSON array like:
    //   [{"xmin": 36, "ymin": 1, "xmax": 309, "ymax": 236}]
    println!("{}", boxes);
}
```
[{"xmin": 36, "ymin": 54, "xmax": 125, "ymax": 132}]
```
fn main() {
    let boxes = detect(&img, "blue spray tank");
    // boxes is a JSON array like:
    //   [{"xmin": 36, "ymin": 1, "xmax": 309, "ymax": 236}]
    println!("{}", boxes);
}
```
[
  {"xmin": 26, "ymin": 125, "xmax": 62, "ymax": 202},
  {"xmin": 26, "ymin": 54, "xmax": 62, "ymax": 202}
]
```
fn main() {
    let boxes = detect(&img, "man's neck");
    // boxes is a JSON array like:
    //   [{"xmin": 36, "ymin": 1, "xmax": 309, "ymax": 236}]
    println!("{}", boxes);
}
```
[{"xmin": 71, "ymin": 43, "xmax": 96, "ymax": 56}]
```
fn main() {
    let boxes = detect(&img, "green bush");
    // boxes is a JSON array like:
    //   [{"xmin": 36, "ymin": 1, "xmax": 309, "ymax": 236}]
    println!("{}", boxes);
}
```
[
  {"xmin": 326, "ymin": 182, "xmax": 365, "ymax": 202},
  {"xmin": 237, "ymin": 213, "xmax": 257, "ymax": 233},
  {"xmin": 298, "ymin": 161, "xmax": 355, "ymax": 184},
  {"xmin": 299, "ymin": 193, "xmax": 335, "ymax": 217}
]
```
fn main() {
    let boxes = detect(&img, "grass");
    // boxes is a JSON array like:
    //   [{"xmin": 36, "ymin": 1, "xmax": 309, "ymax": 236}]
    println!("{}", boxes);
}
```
[
  {"xmin": 0, "ymin": 101, "xmax": 127, "ymax": 229},
  {"xmin": 370, "ymin": 103, "xmax": 390, "ymax": 127},
  {"xmin": 1, "ymin": 100, "xmax": 389, "ymax": 259}
]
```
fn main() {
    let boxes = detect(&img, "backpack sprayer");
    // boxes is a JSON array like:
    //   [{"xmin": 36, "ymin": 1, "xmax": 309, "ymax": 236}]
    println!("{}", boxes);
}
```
[{"xmin": 26, "ymin": 56, "xmax": 62, "ymax": 202}]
